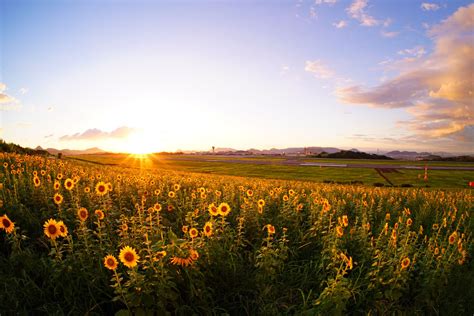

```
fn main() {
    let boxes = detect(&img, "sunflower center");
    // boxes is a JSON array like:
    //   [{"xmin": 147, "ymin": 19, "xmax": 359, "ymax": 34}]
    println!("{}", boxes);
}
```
[
  {"xmin": 48, "ymin": 225, "xmax": 57, "ymax": 234},
  {"xmin": 3, "ymin": 219, "xmax": 11, "ymax": 228},
  {"xmin": 124, "ymin": 252, "xmax": 134, "ymax": 262},
  {"xmin": 80, "ymin": 211, "xmax": 87, "ymax": 218},
  {"xmin": 99, "ymin": 186, "xmax": 105, "ymax": 192},
  {"xmin": 107, "ymin": 258, "xmax": 115, "ymax": 266}
]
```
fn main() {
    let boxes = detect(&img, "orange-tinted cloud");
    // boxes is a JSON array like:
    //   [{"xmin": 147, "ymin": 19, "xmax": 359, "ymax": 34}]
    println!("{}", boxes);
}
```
[
  {"xmin": 339, "ymin": 4, "xmax": 474, "ymax": 142},
  {"xmin": 0, "ymin": 83, "xmax": 21, "ymax": 110},
  {"xmin": 60, "ymin": 126, "xmax": 137, "ymax": 141}
]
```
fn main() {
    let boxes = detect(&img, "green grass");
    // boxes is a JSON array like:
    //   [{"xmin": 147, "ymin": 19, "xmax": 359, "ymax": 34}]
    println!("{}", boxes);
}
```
[{"xmin": 67, "ymin": 154, "xmax": 474, "ymax": 189}]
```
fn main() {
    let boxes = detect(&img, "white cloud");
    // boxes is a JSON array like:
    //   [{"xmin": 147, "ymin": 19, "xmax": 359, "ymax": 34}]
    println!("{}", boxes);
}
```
[
  {"xmin": 398, "ymin": 46, "xmax": 426, "ymax": 58},
  {"xmin": 421, "ymin": 3, "xmax": 440, "ymax": 11},
  {"xmin": 380, "ymin": 30, "xmax": 399, "ymax": 38},
  {"xmin": 333, "ymin": 20, "xmax": 348, "ymax": 28},
  {"xmin": 305, "ymin": 60, "xmax": 334, "ymax": 79},
  {"xmin": 310, "ymin": 6, "xmax": 317, "ymax": 19},
  {"xmin": 315, "ymin": 0, "xmax": 337, "ymax": 4},
  {"xmin": 19, "ymin": 88, "xmax": 28, "ymax": 95},
  {"xmin": 347, "ymin": 0, "xmax": 379, "ymax": 26}
]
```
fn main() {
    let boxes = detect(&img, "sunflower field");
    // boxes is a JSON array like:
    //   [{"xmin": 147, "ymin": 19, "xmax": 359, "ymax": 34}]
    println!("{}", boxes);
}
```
[{"xmin": 0, "ymin": 152, "xmax": 472, "ymax": 315}]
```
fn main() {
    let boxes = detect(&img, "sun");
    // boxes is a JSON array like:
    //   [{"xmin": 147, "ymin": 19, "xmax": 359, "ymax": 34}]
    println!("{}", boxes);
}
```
[{"xmin": 124, "ymin": 131, "xmax": 154, "ymax": 155}]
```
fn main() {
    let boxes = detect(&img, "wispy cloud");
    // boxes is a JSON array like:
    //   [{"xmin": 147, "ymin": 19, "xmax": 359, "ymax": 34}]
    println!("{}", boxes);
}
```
[
  {"xmin": 421, "ymin": 2, "xmax": 440, "ymax": 11},
  {"xmin": 338, "ymin": 4, "xmax": 474, "ymax": 142},
  {"xmin": 0, "ymin": 83, "xmax": 21, "ymax": 111},
  {"xmin": 380, "ymin": 30, "xmax": 399, "ymax": 38},
  {"xmin": 333, "ymin": 20, "xmax": 348, "ymax": 29},
  {"xmin": 346, "ymin": 0, "xmax": 379, "ymax": 26},
  {"xmin": 398, "ymin": 46, "xmax": 426, "ymax": 58},
  {"xmin": 315, "ymin": 0, "xmax": 337, "ymax": 4},
  {"xmin": 305, "ymin": 60, "xmax": 334, "ymax": 79},
  {"xmin": 60, "ymin": 126, "xmax": 137, "ymax": 141}
]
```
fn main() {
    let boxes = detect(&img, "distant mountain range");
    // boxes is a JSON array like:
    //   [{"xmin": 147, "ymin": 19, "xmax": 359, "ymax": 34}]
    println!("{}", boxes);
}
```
[
  {"xmin": 1, "ymin": 139, "xmax": 472, "ymax": 161},
  {"xmin": 35, "ymin": 146, "xmax": 106, "ymax": 155},
  {"xmin": 213, "ymin": 146, "xmax": 343, "ymax": 155}
]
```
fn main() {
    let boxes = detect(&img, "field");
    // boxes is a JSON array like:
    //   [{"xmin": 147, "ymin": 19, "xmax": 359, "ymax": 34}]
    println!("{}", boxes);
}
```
[
  {"xmin": 69, "ymin": 153, "xmax": 474, "ymax": 189},
  {"xmin": 0, "ymin": 152, "xmax": 473, "ymax": 315}
]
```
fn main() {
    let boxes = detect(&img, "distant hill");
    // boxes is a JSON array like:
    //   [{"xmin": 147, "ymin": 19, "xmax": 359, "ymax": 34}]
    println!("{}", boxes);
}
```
[
  {"xmin": 40, "ymin": 147, "xmax": 106, "ymax": 155},
  {"xmin": 1, "ymin": 140, "xmax": 49, "ymax": 155},
  {"xmin": 313, "ymin": 150, "xmax": 393, "ymax": 160},
  {"xmin": 385, "ymin": 150, "xmax": 457, "ymax": 160}
]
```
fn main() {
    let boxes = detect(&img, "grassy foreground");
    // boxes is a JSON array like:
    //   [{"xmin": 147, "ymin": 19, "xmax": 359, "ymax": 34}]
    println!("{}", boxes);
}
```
[{"xmin": 0, "ymin": 152, "xmax": 473, "ymax": 314}]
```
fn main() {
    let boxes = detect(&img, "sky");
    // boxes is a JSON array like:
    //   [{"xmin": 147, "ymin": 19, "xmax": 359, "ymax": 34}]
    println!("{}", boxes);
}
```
[{"xmin": 0, "ymin": 0, "xmax": 473, "ymax": 154}]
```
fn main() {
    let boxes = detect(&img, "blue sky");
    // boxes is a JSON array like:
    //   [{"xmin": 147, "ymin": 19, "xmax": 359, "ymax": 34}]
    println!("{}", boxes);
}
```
[{"xmin": 1, "ymin": 0, "xmax": 473, "ymax": 153}]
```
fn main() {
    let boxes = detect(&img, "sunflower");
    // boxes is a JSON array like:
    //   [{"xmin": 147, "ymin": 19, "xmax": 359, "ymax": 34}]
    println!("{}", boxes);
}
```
[
  {"xmin": 64, "ymin": 178, "xmax": 74, "ymax": 191},
  {"xmin": 57, "ymin": 173, "xmax": 63, "ymax": 180},
  {"xmin": 33, "ymin": 176, "xmax": 41, "ymax": 187},
  {"xmin": 257, "ymin": 199, "xmax": 265, "ymax": 207},
  {"xmin": 41, "ymin": 170, "xmax": 46, "ymax": 176},
  {"xmin": 203, "ymin": 222, "xmax": 213, "ymax": 237},
  {"xmin": 95, "ymin": 209, "xmax": 105, "ymax": 220},
  {"xmin": 189, "ymin": 249, "xmax": 199, "ymax": 261},
  {"xmin": 121, "ymin": 223, "xmax": 128, "ymax": 231},
  {"xmin": 182, "ymin": 225, "xmax": 189, "ymax": 233},
  {"xmin": 283, "ymin": 195, "xmax": 289, "ymax": 202},
  {"xmin": 53, "ymin": 193, "xmax": 63, "ymax": 205},
  {"xmin": 0, "ymin": 214, "xmax": 15, "ymax": 234},
  {"xmin": 57, "ymin": 220, "xmax": 68, "ymax": 237},
  {"xmin": 84, "ymin": 187, "xmax": 91, "ymax": 193},
  {"xmin": 44, "ymin": 219, "xmax": 61, "ymax": 240},
  {"xmin": 401, "ymin": 257, "xmax": 411, "ymax": 270},
  {"xmin": 153, "ymin": 203, "xmax": 162, "ymax": 212},
  {"xmin": 218, "ymin": 202, "xmax": 231, "ymax": 217},
  {"xmin": 208, "ymin": 203, "xmax": 219, "ymax": 216},
  {"xmin": 154, "ymin": 189, "xmax": 161, "ymax": 196},
  {"xmin": 288, "ymin": 189, "xmax": 295, "ymax": 196},
  {"xmin": 104, "ymin": 255, "xmax": 118, "ymax": 270},
  {"xmin": 406, "ymin": 218, "xmax": 413, "ymax": 226},
  {"xmin": 189, "ymin": 227, "xmax": 199, "ymax": 239},
  {"xmin": 168, "ymin": 191, "xmax": 176, "ymax": 198},
  {"xmin": 119, "ymin": 246, "xmax": 140, "ymax": 268},
  {"xmin": 342, "ymin": 215, "xmax": 349, "ymax": 227},
  {"xmin": 95, "ymin": 181, "xmax": 108, "ymax": 196},
  {"xmin": 266, "ymin": 224, "xmax": 276, "ymax": 235},
  {"xmin": 173, "ymin": 184, "xmax": 180, "ymax": 191},
  {"xmin": 167, "ymin": 205, "xmax": 174, "ymax": 212},
  {"xmin": 215, "ymin": 190, "xmax": 221, "ymax": 197},
  {"xmin": 153, "ymin": 251, "xmax": 167, "ymax": 262},
  {"xmin": 336, "ymin": 226, "xmax": 344, "ymax": 237},
  {"xmin": 449, "ymin": 231, "xmax": 458, "ymax": 245},
  {"xmin": 106, "ymin": 183, "xmax": 113, "ymax": 191},
  {"xmin": 246, "ymin": 189, "xmax": 253, "ymax": 197},
  {"xmin": 77, "ymin": 207, "xmax": 89, "ymax": 221},
  {"xmin": 54, "ymin": 181, "xmax": 61, "ymax": 190},
  {"xmin": 385, "ymin": 213, "xmax": 391, "ymax": 221}
]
